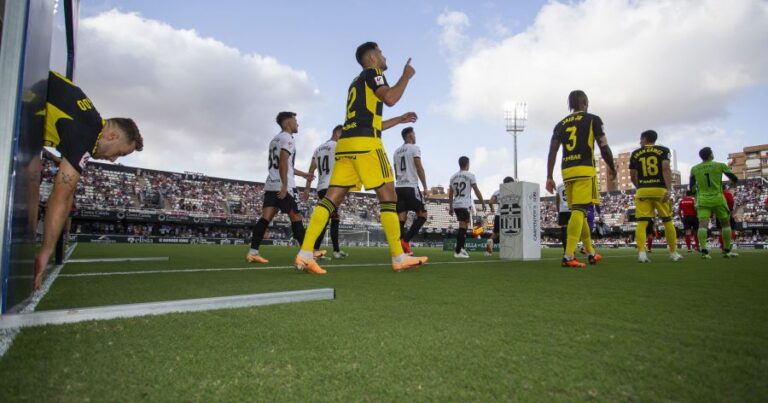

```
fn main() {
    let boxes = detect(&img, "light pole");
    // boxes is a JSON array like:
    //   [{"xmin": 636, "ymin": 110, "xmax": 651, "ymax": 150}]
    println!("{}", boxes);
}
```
[{"xmin": 504, "ymin": 103, "xmax": 527, "ymax": 180}]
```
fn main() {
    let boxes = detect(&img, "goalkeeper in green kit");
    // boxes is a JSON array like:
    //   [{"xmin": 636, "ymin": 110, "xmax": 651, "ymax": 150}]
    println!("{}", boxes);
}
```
[{"xmin": 689, "ymin": 147, "xmax": 739, "ymax": 259}]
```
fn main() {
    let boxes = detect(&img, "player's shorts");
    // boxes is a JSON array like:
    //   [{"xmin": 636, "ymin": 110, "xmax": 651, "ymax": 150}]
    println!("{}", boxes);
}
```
[
  {"xmin": 493, "ymin": 215, "xmax": 500, "ymax": 235},
  {"xmin": 564, "ymin": 176, "xmax": 599, "ymax": 208},
  {"xmin": 316, "ymin": 189, "xmax": 339, "ymax": 219},
  {"xmin": 714, "ymin": 215, "xmax": 736, "ymax": 230},
  {"xmin": 682, "ymin": 215, "xmax": 699, "ymax": 231},
  {"xmin": 396, "ymin": 187, "xmax": 426, "ymax": 213},
  {"xmin": 634, "ymin": 195, "xmax": 672, "ymax": 219},
  {"xmin": 263, "ymin": 191, "xmax": 299, "ymax": 215},
  {"xmin": 557, "ymin": 211, "xmax": 572, "ymax": 226},
  {"xmin": 453, "ymin": 208, "xmax": 470, "ymax": 223},
  {"xmin": 330, "ymin": 137, "xmax": 393, "ymax": 191},
  {"xmin": 697, "ymin": 201, "xmax": 730, "ymax": 221}
]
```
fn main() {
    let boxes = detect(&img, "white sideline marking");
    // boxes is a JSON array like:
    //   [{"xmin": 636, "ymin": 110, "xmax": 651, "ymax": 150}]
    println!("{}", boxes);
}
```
[
  {"xmin": 67, "ymin": 257, "xmax": 170, "ymax": 263},
  {"xmin": 0, "ymin": 244, "xmax": 78, "ymax": 357},
  {"xmin": 56, "ymin": 255, "xmax": 638, "ymax": 278},
  {"xmin": 0, "ymin": 288, "xmax": 335, "ymax": 330}
]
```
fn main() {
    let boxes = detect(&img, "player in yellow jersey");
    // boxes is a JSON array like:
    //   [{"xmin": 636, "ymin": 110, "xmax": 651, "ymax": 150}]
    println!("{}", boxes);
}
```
[
  {"xmin": 545, "ymin": 90, "xmax": 616, "ymax": 268},
  {"xmin": 294, "ymin": 42, "xmax": 428, "ymax": 274},
  {"xmin": 629, "ymin": 130, "xmax": 682, "ymax": 263},
  {"xmin": 34, "ymin": 71, "xmax": 143, "ymax": 289}
]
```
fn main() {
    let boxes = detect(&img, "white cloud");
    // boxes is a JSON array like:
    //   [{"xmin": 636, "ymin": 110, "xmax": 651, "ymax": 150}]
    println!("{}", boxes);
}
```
[
  {"xmin": 437, "ymin": 10, "xmax": 471, "ymax": 57},
  {"xmin": 75, "ymin": 10, "xmax": 321, "ymax": 181},
  {"xmin": 444, "ymin": 0, "xmax": 768, "ymax": 145}
]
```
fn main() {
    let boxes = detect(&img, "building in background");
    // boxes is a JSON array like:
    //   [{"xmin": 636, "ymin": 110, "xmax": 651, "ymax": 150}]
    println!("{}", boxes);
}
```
[
  {"xmin": 728, "ymin": 144, "xmax": 768, "ymax": 180},
  {"xmin": 596, "ymin": 149, "xmax": 681, "ymax": 193}
]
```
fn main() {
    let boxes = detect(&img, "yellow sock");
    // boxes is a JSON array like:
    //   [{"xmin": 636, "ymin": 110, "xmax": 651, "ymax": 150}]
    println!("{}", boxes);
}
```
[
  {"xmin": 636, "ymin": 220, "xmax": 648, "ymax": 252},
  {"xmin": 380, "ymin": 202, "xmax": 404, "ymax": 257},
  {"xmin": 565, "ymin": 210, "xmax": 585, "ymax": 256},
  {"xmin": 581, "ymin": 215, "xmax": 595, "ymax": 255},
  {"xmin": 663, "ymin": 220, "xmax": 677, "ymax": 253},
  {"xmin": 301, "ymin": 199, "xmax": 333, "ymax": 252}
]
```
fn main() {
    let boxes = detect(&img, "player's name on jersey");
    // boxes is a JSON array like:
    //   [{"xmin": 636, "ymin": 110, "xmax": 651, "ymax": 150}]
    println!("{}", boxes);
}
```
[
  {"xmin": 638, "ymin": 178, "xmax": 663, "ymax": 185},
  {"xmin": 633, "ymin": 147, "xmax": 666, "ymax": 157},
  {"xmin": 560, "ymin": 114, "xmax": 584, "ymax": 125},
  {"xmin": 342, "ymin": 122, "xmax": 357, "ymax": 131}
]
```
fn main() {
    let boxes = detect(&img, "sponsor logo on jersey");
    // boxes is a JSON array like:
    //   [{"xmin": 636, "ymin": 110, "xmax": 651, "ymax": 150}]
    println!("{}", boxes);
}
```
[{"xmin": 374, "ymin": 76, "xmax": 385, "ymax": 86}]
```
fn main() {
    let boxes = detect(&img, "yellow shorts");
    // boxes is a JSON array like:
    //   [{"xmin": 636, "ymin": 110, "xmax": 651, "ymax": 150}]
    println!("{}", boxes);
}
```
[
  {"xmin": 565, "ymin": 176, "xmax": 599, "ymax": 208},
  {"xmin": 330, "ymin": 137, "xmax": 393, "ymax": 191},
  {"xmin": 634, "ymin": 197, "xmax": 672, "ymax": 219}
]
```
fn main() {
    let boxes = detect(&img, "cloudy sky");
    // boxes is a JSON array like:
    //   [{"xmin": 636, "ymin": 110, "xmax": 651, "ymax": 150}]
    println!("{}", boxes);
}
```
[{"xmin": 66, "ymin": 0, "xmax": 768, "ymax": 196}]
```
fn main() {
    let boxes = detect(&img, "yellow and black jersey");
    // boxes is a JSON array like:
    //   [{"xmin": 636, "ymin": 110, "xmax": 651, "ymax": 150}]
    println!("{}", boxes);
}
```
[
  {"xmin": 552, "ymin": 111, "xmax": 605, "ymax": 181},
  {"xmin": 341, "ymin": 68, "xmax": 388, "ymax": 139},
  {"xmin": 630, "ymin": 144, "xmax": 670, "ymax": 194},
  {"xmin": 44, "ymin": 71, "xmax": 104, "ymax": 173}
]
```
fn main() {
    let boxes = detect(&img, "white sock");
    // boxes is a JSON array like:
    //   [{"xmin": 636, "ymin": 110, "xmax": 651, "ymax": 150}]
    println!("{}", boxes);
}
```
[
  {"xmin": 392, "ymin": 254, "xmax": 408, "ymax": 263},
  {"xmin": 298, "ymin": 250, "xmax": 314, "ymax": 259},
  {"xmin": 249, "ymin": 248, "xmax": 259, "ymax": 255}
]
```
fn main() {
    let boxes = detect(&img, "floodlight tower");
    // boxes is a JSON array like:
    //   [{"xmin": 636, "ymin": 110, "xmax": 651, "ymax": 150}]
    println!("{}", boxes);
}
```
[{"xmin": 504, "ymin": 103, "xmax": 527, "ymax": 180}]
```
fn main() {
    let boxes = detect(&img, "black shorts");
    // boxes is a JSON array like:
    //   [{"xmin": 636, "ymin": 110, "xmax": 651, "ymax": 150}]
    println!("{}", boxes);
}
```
[
  {"xmin": 493, "ymin": 215, "xmax": 500, "ymax": 235},
  {"xmin": 396, "ymin": 187, "xmax": 426, "ymax": 213},
  {"xmin": 682, "ymin": 215, "xmax": 699, "ymax": 231},
  {"xmin": 557, "ymin": 211, "xmax": 572, "ymax": 226},
  {"xmin": 263, "ymin": 191, "xmax": 299, "ymax": 214},
  {"xmin": 454, "ymin": 208, "xmax": 470, "ymax": 223},
  {"xmin": 316, "ymin": 189, "xmax": 339, "ymax": 219}
]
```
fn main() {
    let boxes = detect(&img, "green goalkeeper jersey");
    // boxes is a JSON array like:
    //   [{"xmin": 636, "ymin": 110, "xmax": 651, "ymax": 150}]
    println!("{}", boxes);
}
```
[{"xmin": 690, "ymin": 160, "xmax": 732, "ymax": 206}]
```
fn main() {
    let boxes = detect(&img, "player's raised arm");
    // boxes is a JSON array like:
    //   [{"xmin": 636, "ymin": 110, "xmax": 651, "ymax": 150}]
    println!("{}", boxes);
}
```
[
  {"xmin": 375, "ymin": 58, "xmax": 415, "ymax": 107},
  {"xmin": 382, "ymin": 112, "xmax": 417, "ymax": 131}
]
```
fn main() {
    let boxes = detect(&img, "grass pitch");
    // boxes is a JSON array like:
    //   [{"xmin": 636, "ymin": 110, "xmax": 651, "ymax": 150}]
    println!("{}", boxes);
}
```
[{"xmin": 0, "ymin": 244, "xmax": 766, "ymax": 402}]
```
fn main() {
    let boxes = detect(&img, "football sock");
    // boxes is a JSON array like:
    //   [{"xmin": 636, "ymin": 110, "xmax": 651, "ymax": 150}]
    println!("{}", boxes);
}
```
[
  {"xmin": 399, "ymin": 220, "xmax": 406, "ymax": 240},
  {"xmin": 685, "ymin": 234, "xmax": 691, "ymax": 250},
  {"xmin": 330, "ymin": 219, "xmax": 340, "ymax": 252},
  {"xmin": 301, "ymin": 198, "xmax": 334, "ymax": 252},
  {"xmin": 456, "ymin": 227, "xmax": 467, "ymax": 253},
  {"xmin": 250, "ymin": 218, "xmax": 270, "ymax": 250},
  {"xmin": 718, "ymin": 234, "xmax": 724, "ymax": 251},
  {"xmin": 565, "ymin": 209, "xmax": 585, "ymax": 256},
  {"xmin": 663, "ymin": 220, "xmax": 677, "ymax": 252},
  {"xmin": 636, "ymin": 220, "xmax": 648, "ymax": 253},
  {"xmin": 697, "ymin": 228, "xmax": 708, "ymax": 252},
  {"xmin": 722, "ymin": 227, "xmax": 732, "ymax": 251},
  {"xmin": 560, "ymin": 226, "xmax": 567, "ymax": 251},
  {"xmin": 405, "ymin": 216, "xmax": 427, "ymax": 242},
  {"xmin": 381, "ymin": 202, "xmax": 404, "ymax": 257},
  {"xmin": 693, "ymin": 232, "xmax": 700, "ymax": 249},
  {"xmin": 647, "ymin": 235, "xmax": 653, "ymax": 251},
  {"xmin": 581, "ymin": 215, "xmax": 595, "ymax": 255},
  {"xmin": 291, "ymin": 220, "xmax": 305, "ymax": 245}
]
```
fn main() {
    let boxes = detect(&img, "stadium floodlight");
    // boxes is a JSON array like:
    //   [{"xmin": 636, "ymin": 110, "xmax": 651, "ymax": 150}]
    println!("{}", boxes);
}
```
[{"xmin": 504, "ymin": 102, "xmax": 527, "ymax": 180}]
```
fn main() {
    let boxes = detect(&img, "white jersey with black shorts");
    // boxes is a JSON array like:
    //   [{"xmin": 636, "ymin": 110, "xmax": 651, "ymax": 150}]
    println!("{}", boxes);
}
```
[
  {"xmin": 312, "ymin": 139, "xmax": 339, "ymax": 218},
  {"xmin": 556, "ymin": 183, "xmax": 571, "ymax": 226},
  {"xmin": 262, "ymin": 131, "xmax": 298, "ymax": 214},
  {"xmin": 393, "ymin": 143, "xmax": 425, "ymax": 213},
  {"xmin": 450, "ymin": 170, "xmax": 476, "ymax": 222}
]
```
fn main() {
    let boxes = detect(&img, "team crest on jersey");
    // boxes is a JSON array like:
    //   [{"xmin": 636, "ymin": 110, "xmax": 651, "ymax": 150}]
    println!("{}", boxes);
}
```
[
  {"xmin": 79, "ymin": 152, "xmax": 91, "ymax": 170},
  {"xmin": 374, "ymin": 76, "xmax": 385, "ymax": 86}
]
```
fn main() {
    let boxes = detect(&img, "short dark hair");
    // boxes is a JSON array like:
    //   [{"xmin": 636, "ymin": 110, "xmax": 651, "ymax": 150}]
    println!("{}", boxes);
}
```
[
  {"xmin": 276, "ymin": 111, "xmax": 296, "ymax": 127},
  {"xmin": 568, "ymin": 90, "xmax": 588, "ymax": 111},
  {"xmin": 640, "ymin": 130, "xmax": 658, "ymax": 144},
  {"xmin": 332, "ymin": 124, "xmax": 343, "ymax": 133},
  {"xmin": 459, "ymin": 156, "xmax": 469, "ymax": 169},
  {"xmin": 401, "ymin": 126, "xmax": 414, "ymax": 140},
  {"xmin": 503, "ymin": 176, "xmax": 515, "ymax": 183},
  {"xmin": 356, "ymin": 42, "xmax": 378, "ymax": 66},
  {"xmin": 699, "ymin": 147, "xmax": 713, "ymax": 161},
  {"xmin": 108, "ymin": 117, "xmax": 143, "ymax": 151}
]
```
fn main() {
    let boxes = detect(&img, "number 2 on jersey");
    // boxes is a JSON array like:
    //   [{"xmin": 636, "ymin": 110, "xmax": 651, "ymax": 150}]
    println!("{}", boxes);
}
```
[
  {"xmin": 346, "ymin": 87, "xmax": 357, "ymax": 120},
  {"xmin": 453, "ymin": 182, "xmax": 466, "ymax": 197}
]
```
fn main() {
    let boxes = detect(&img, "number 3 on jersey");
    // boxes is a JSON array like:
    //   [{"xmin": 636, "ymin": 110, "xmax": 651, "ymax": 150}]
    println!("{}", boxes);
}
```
[
  {"xmin": 565, "ymin": 127, "xmax": 577, "ymax": 151},
  {"xmin": 346, "ymin": 87, "xmax": 357, "ymax": 120}
]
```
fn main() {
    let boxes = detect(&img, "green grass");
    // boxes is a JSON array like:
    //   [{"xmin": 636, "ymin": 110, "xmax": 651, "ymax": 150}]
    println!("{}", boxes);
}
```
[{"xmin": 1, "ymin": 244, "xmax": 767, "ymax": 402}]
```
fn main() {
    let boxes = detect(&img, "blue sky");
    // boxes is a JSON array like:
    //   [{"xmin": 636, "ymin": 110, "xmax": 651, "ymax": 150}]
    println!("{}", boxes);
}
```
[{"xmin": 75, "ymin": 0, "xmax": 768, "ymax": 195}]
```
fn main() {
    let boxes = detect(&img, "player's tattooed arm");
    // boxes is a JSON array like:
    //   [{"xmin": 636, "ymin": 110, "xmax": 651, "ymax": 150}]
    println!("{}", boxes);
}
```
[{"xmin": 597, "ymin": 135, "xmax": 616, "ymax": 177}]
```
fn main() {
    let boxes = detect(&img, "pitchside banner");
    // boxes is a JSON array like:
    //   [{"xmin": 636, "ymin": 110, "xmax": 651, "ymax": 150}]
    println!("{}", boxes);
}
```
[{"xmin": 498, "ymin": 181, "xmax": 541, "ymax": 260}]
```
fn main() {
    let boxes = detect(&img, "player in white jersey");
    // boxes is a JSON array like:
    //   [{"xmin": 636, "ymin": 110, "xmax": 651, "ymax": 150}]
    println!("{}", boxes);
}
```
[
  {"xmin": 393, "ymin": 127, "xmax": 429, "ymax": 256},
  {"xmin": 555, "ymin": 183, "xmax": 571, "ymax": 252},
  {"xmin": 246, "ymin": 112, "xmax": 314, "ymax": 263},
  {"xmin": 304, "ymin": 125, "xmax": 348, "ymax": 259},
  {"xmin": 448, "ymin": 156, "xmax": 486, "ymax": 258},
  {"xmin": 485, "ymin": 176, "xmax": 515, "ymax": 256}
]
